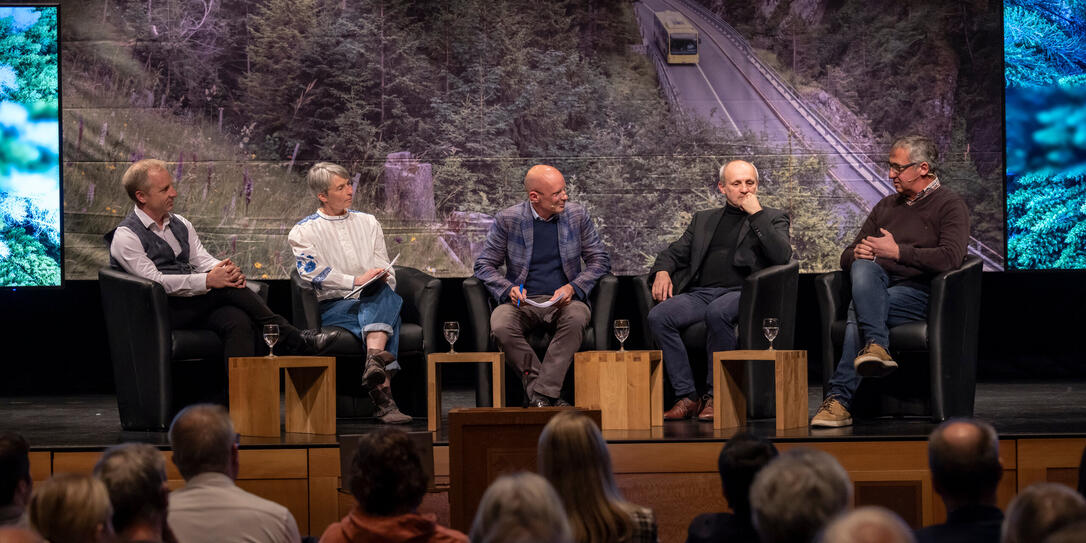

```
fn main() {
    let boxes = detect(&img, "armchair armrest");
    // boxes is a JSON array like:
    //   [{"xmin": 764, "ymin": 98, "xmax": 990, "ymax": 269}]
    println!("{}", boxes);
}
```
[
  {"xmin": 737, "ymin": 261, "xmax": 799, "ymax": 350},
  {"xmin": 588, "ymin": 274, "xmax": 619, "ymax": 350},
  {"xmin": 927, "ymin": 256, "xmax": 983, "ymax": 419},
  {"xmin": 462, "ymin": 278, "xmax": 494, "ymax": 352},
  {"xmin": 633, "ymin": 274, "xmax": 656, "ymax": 349},
  {"xmin": 289, "ymin": 269, "xmax": 324, "ymax": 329},
  {"xmin": 393, "ymin": 266, "xmax": 442, "ymax": 354},
  {"xmin": 815, "ymin": 270, "xmax": 848, "ymax": 381}
]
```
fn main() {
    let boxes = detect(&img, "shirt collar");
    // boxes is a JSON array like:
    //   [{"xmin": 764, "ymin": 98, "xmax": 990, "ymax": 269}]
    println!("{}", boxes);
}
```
[
  {"xmin": 317, "ymin": 209, "xmax": 351, "ymax": 221},
  {"xmin": 906, "ymin": 176, "xmax": 941, "ymax": 206},
  {"xmin": 134, "ymin": 206, "xmax": 170, "ymax": 231},
  {"xmin": 529, "ymin": 204, "xmax": 558, "ymax": 223}
]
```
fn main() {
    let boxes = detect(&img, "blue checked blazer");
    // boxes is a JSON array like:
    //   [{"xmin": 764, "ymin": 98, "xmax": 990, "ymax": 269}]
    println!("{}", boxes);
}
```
[{"xmin": 474, "ymin": 201, "xmax": 611, "ymax": 303}]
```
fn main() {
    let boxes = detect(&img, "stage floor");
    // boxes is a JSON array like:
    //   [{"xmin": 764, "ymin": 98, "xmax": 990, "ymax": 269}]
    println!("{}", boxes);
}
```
[{"xmin": 5, "ymin": 380, "xmax": 1086, "ymax": 449}]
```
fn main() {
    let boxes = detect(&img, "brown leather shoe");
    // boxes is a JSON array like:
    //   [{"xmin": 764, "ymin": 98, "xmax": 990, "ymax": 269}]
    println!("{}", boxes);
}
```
[
  {"xmin": 697, "ymin": 395, "xmax": 714, "ymax": 422},
  {"xmin": 664, "ymin": 397, "xmax": 700, "ymax": 420}
]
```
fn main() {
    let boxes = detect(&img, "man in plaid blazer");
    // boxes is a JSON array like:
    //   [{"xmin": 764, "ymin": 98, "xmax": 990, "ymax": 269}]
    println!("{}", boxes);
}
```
[{"xmin": 473, "ymin": 165, "xmax": 611, "ymax": 407}]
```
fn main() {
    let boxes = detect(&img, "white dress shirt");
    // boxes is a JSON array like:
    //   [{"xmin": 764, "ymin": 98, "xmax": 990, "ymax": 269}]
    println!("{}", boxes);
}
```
[
  {"xmin": 108, "ymin": 207, "xmax": 220, "ymax": 296},
  {"xmin": 288, "ymin": 209, "xmax": 396, "ymax": 302}
]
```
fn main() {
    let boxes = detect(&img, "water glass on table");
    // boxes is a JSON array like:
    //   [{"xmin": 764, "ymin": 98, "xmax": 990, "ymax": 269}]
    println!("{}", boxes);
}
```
[
  {"xmin": 762, "ymin": 318, "xmax": 779, "ymax": 350},
  {"xmin": 443, "ymin": 321, "xmax": 460, "ymax": 353},
  {"xmin": 263, "ymin": 324, "xmax": 279, "ymax": 358},
  {"xmin": 614, "ymin": 319, "xmax": 630, "ymax": 351}
]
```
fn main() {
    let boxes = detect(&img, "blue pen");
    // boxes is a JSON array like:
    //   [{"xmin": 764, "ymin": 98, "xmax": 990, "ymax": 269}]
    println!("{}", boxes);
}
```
[{"xmin": 517, "ymin": 284, "xmax": 524, "ymax": 307}]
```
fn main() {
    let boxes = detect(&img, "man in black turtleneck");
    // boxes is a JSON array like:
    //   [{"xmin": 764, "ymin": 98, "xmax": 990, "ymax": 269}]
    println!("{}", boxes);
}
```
[{"xmin": 647, "ymin": 160, "xmax": 792, "ymax": 422}]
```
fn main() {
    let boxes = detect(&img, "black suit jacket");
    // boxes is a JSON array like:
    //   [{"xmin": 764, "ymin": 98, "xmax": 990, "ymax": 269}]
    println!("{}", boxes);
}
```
[
  {"xmin": 914, "ymin": 504, "xmax": 1003, "ymax": 543},
  {"xmin": 686, "ymin": 512, "xmax": 758, "ymax": 543},
  {"xmin": 649, "ymin": 206, "xmax": 791, "ymax": 294}
]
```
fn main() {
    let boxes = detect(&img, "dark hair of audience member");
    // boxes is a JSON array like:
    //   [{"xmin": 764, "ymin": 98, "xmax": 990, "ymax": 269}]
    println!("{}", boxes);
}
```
[
  {"xmin": 1002, "ymin": 482, "xmax": 1086, "ymax": 543},
  {"xmin": 1077, "ymin": 444, "xmax": 1086, "ymax": 499},
  {"xmin": 819, "ymin": 506, "xmax": 915, "ymax": 543},
  {"xmin": 928, "ymin": 419, "xmax": 1002, "ymax": 504},
  {"xmin": 537, "ymin": 411, "xmax": 634, "ymax": 543},
  {"xmin": 28, "ymin": 473, "xmax": 113, "ymax": 543},
  {"xmin": 93, "ymin": 443, "xmax": 169, "ymax": 535},
  {"xmin": 348, "ymin": 428, "xmax": 428, "ymax": 516},
  {"xmin": 168, "ymin": 404, "xmax": 236, "ymax": 480},
  {"xmin": 718, "ymin": 432, "xmax": 778, "ymax": 514},
  {"xmin": 0, "ymin": 433, "xmax": 30, "ymax": 507},
  {"xmin": 470, "ymin": 472, "xmax": 572, "ymax": 543}
]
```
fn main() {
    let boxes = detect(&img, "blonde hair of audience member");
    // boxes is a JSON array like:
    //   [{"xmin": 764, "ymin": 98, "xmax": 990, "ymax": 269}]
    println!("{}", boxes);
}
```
[
  {"xmin": 1002, "ymin": 482, "xmax": 1086, "ymax": 543},
  {"xmin": 819, "ymin": 506, "xmax": 915, "ymax": 543},
  {"xmin": 28, "ymin": 473, "xmax": 113, "ymax": 543},
  {"xmin": 470, "ymin": 472, "xmax": 571, "ymax": 543},
  {"xmin": 538, "ymin": 411, "xmax": 636, "ymax": 543},
  {"xmin": 750, "ymin": 448, "xmax": 853, "ymax": 543}
]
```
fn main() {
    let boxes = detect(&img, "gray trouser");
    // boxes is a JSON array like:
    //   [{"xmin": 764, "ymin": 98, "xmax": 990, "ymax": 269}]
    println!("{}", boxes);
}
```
[{"xmin": 490, "ymin": 297, "xmax": 590, "ymax": 398}]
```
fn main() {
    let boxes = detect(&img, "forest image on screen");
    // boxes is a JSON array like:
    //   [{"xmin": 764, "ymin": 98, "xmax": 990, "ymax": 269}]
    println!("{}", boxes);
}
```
[
  {"xmin": 1005, "ymin": 0, "xmax": 1086, "ymax": 270},
  {"xmin": 0, "ymin": 6, "xmax": 60, "ymax": 287}
]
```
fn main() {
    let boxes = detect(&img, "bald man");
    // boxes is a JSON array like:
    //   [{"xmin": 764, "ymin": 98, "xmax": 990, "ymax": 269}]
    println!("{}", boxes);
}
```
[
  {"xmin": 915, "ymin": 419, "xmax": 1004, "ymax": 543},
  {"xmin": 473, "ymin": 165, "xmax": 611, "ymax": 407},
  {"xmin": 647, "ymin": 160, "xmax": 791, "ymax": 422}
]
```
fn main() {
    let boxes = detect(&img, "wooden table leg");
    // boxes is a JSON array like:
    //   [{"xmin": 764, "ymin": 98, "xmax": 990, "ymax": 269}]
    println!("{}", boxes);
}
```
[
  {"xmin": 428, "ymin": 357, "xmax": 440, "ymax": 432},
  {"xmin": 229, "ymin": 358, "xmax": 280, "ymax": 437},
  {"xmin": 775, "ymin": 351, "xmax": 808, "ymax": 430},
  {"xmin": 650, "ymin": 355, "xmax": 663, "ymax": 427},
  {"xmin": 713, "ymin": 353, "xmax": 747, "ymax": 430},
  {"xmin": 284, "ymin": 365, "xmax": 335, "ymax": 435},
  {"xmin": 491, "ymin": 354, "xmax": 505, "ymax": 408}
]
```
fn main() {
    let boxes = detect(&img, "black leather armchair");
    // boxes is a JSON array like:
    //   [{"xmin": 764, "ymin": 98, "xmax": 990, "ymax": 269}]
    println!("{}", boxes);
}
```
[
  {"xmin": 461, "ymin": 274, "xmax": 619, "ymax": 407},
  {"xmin": 815, "ymin": 256, "xmax": 982, "ymax": 421},
  {"xmin": 99, "ymin": 267, "xmax": 270, "ymax": 431},
  {"xmin": 633, "ymin": 261, "xmax": 800, "ymax": 419},
  {"xmin": 290, "ymin": 266, "xmax": 441, "ymax": 417}
]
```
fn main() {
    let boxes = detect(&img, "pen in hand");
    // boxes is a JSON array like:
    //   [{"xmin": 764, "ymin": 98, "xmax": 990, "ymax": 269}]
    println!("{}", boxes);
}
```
[{"xmin": 517, "ymin": 284, "xmax": 524, "ymax": 307}]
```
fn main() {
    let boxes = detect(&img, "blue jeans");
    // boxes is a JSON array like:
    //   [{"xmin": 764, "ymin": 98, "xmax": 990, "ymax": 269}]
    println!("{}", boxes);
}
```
[
  {"xmin": 825, "ymin": 259, "xmax": 928, "ymax": 407},
  {"xmin": 646, "ymin": 286, "xmax": 742, "ymax": 397},
  {"xmin": 319, "ymin": 284, "xmax": 403, "ymax": 371}
]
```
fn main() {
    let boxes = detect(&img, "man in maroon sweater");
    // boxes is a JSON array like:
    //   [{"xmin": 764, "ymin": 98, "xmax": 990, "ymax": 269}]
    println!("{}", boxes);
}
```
[{"xmin": 812, "ymin": 135, "xmax": 970, "ymax": 427}]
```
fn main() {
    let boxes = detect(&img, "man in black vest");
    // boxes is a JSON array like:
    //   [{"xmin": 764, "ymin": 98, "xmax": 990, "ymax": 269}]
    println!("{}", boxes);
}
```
[
  {"xmin": 647, "ymin": 160, "xmax": 791, "ymax": 422},
  {"xmin": 107, "ymin": 159, "xmax": 328, "ymax": 360}
]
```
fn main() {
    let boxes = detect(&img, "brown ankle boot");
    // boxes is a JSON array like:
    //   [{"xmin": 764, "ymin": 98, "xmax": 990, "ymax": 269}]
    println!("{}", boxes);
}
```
[
  {"xmin": 362, "ymin": 349, "xmax": 396, "ymax": 388},
  {"xmin": 368, "ymin": 384, "xmax": 412, "ymax": 424}
]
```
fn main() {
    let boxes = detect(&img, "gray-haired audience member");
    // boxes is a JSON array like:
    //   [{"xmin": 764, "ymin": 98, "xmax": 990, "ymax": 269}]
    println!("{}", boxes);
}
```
[
  {"xmin": 1001, "ymin": 483, "xmax": 1086, "ymax": 543},
  {"xmin": 28, "ymin": 473, "xmax": 113, "ymax": 543},
  {"xmin": 915, "ymin": 419, "xmax": 1003, "ymax": 543},
  {"xmin": 166, "ymin": 404, "xmax": 302, "ymax": 543},
  {"xmin": 0, "ymin": 433, "xmax": 31, "ymax": 528},
  {"xmin": 687, "ymin": 432, "xmax": 778, "ymax": 543},
  {"xmin": 94, "ymin": 443, "xmax": 173, "ymax": 543},
  {"xmin": 750, "ymin": 448, "xmax": 853, "ymax": 543},
  {"xmin": 1043, "ymin": 519, "xmax": 1086, "ymax": 543},
  {"xmin": 470, "ymin": 472, "xmax": 572, "ymax": 543},
  {"xmin": 820, "ymin": 506, "xmax": 915, "ymax": 543}
]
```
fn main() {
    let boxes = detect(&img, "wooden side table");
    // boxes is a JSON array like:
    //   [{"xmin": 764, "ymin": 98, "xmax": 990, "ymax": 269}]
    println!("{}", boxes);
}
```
[
  {"xmin": 574, "ymin": 350, "xmax": 664, "ymax": 430},
  {"xmin": 712, "ymin": 349, "xmax": 807, "ymax": 430},
  {"xmin": 427, "ymin": 352, "xmax": 505, "ymax": 432},
  {"xmin": 229, "ymin": 356, "xmax": 336, "ymax": 437}
]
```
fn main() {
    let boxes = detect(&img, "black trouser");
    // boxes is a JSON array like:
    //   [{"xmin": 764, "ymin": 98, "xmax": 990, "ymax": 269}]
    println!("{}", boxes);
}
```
[{"xmin": 168, "ymin": 287, "xmax": 303, "ymax": 358}]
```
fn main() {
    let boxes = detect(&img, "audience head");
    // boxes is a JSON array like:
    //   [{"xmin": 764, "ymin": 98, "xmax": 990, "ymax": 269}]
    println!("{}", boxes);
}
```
[
  {"xmin": 348, "ymin": 428, "xmax": 428, "ymax": 517},
  {"xmin": 819, "ymin": 506, "xmax": 915, "ymax": 543},
  {"xmin": 27, "ymin": 473, "xmax": 113, "ymax": 543},
  {"xmin": 928, "ymin": 418, "xmax": 1002, "ymax": 508},
  {"xmin": 750, "ymin": 447, "xmax": 853, "ymax": 543},
  {"xmin": 0, "ymin": 433, "xmax": 31, "ymax": 508},
  {"xmin": 1002, "ymin": 482, "xmax": 1086, "ymax": 543},
  {"xmin": 537, "ymin": 411, "xmax": 632, "ymax": 543},
  {"xmin": 718, "ymin": 432, "xmax": 778, "ymax": 514},
  {"xmin": 1077, "ymin": 444, "xmax": 1086, "ymax": 500},
  {"xmin": 1043, "ymin": 519, "xmax": 1086, "ymax": 543},
  {"xmin": 0, "ymin": 527, "xmax": 42, "ymax": 543},
  {"xmin": 470, "ymin": 472, "xmax": 572, "ymax": 543},
  {"xmin": 168, "ymin": 404, "xmax": 238, "ymax": 480},
  {"xmin": 93, "ymin": 443, "xmax": 169, "ymax": 536}
]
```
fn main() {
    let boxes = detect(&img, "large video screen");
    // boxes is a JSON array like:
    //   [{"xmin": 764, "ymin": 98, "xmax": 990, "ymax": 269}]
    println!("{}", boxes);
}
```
[
  {"xmin": 1005, "ymin": 1, "xmax": 1086, "ymax": 270},
  {"xmin": 0, "ymin": 5, "xmax": 60, "ymax": 287}
]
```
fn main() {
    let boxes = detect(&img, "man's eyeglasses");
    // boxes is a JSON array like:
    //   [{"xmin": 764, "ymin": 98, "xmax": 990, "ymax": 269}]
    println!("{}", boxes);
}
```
[{"xmin": 887, "ymin": 162, "xmax": 917, "ymax": 174}]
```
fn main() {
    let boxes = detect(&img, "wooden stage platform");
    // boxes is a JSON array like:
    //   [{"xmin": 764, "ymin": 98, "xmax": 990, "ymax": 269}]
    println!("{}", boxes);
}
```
[{"xmin": 4, "ymin": 381, "xmax": 1086, "ymax": 543}]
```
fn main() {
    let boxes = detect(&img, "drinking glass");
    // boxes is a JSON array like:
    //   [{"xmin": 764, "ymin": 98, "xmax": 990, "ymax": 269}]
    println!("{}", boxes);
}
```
[
  {"xmin": 614, "ymin": 319, "xmax": 630, "ymax": 351},
  {"xmin": 444, "ymin": 321, "xmax": 460, "ymax": 353},
  {"xmin": 263, "ymin": 324, "xmax": 279, "ymax": 358},
  {"xmin": 762, "ymin": 318, "xmax": 779, "ymax": 350}
]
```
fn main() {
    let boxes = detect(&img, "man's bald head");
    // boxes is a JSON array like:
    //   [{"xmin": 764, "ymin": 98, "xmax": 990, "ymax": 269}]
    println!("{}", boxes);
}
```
[
  {"xmin": 524, "ymin": 165, "xmax": 568, "ymax": 220},
  {"xmin": 719, "ymin": 160, "xmax": 759, "ymax": 185},
  {"xmin": 928, "ymin": 419, "xmax": 1002, "ymax": 506}
]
